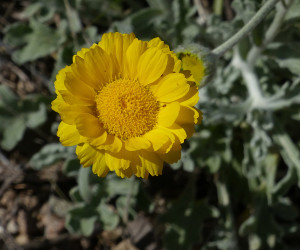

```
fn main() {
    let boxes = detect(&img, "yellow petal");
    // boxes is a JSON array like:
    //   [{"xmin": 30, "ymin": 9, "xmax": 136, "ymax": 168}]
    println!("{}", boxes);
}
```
[
  {"xmin": 99, "ymin": 32, "xmax": 136, "ymax": 56},
  {"xmin": 106, "ymin": 149, "xmax": 140, "ymax": 177},
  {"xmin": 59, "ymin": 104, "xmax": 94, "ymax": 125},
  {"xmin": 144, "ymin": 127, "xmax": 175, "ymax": 152},
  {"xmin": 138, "ymin": 150, "xmax": 163, "ymax": 176},
  {"xmin": 161, "ymin": 55, "xmax": 176, "ymax": 77},
  {"xmin": 125, "ymin": 38, "xmax": 147, "ymax": 79},
  {"xmin": 89, "ymin": 131, "xmax": 108, "ymax": 148},
  {"xmin": 75, "ymin": 44, "xmax": 98, "ymax": 60},
  {"xmin": 105, "ymin": 149, "xmax": 130, "ymax": 170},
  {"xmin": 92, "ymin": 152, "xmax": 109, "ymax": 177},
  {"xmin": 98, "ymin": 134, "xmax": 123, "ymax": 153},
  {"xmin": 157, "ymin": 102, "xmax": 180, "ymax": 127},
  {"xmin": 181, "ymin": 54, "xmax": 205, "ymax": 85},
  {"xmin": 174, "ymin": 59, "xmax": 181, "ymax": 73},
  {"xmin": 137, "ymin": 47, "xmax": 168, "ymax": 85},
  {"xmin": 51, "ymin": 94, "xmax": 64, "ymax": 113},
  {"xmin": 115, "ymin": 167, "xmax": 135, "ymax": 178},
  {"xmin": 71, "ymin": 46, "xmax": 114, "ymax": 90},
  {"xmin": 75, "ymin": 113, "xmax": 104, "ymax": 137},
  {"xmin": 57, "ymin": 122, "xmax": 82, "ymax": 146},
  {"xmin": 167, "ymin": 123, "xmax": 195, "ymax": 140},
  {"xmin": 84, "ymin": 45, "xmax": 116, "ymax": 83},
  {"xmin": 147, "ymin": 37, "xmax": 165, "ymax": 49},
  {"xmin": 125, "ymin": 137, "xmax": 151, "ymax": 151},
  {"xmin": 176, "ymin": 105, "xmax": 201, "ymax": 125},
  {"xmin": 166, "ymin": 124, "xmax": 187, "ymax": 143},
  {"xmin": 107, "ymin": 135, "xmax": 123, "ymax": 152},
  {"xmin": 76, "ymin": 143, "xmax": 98, "ymax": 167},
  {"xmin": 154, "ymin": 73, "xmax": 189, "ymax": 102},
  {"xmin": 99, "ymin": 32, "xmax": 136, "ymax": 75},
  {"xmin": 180, "ymin": 124, "xmax": 195, "ymax": 139},
  {"xmin": 54, "ymin": 67, "xmax": 71, "ymax": 92},
  {"xmin": 177, "ymin": 84, "xmax": 199, "ymax": 106},
  {"xmin": 64, "ymin": 71, "xmax": 96, "ymax": 101},
  {"xmin": 135, "ymin": 167, "xmax": 149, "ymax": 179},
  {"xmin": 157, "ymin": 132, "xmax": 181, "ymax": 153},
  {"xmin": 59, "ymin": 90, "xmax": 95, "ymax": 106},
  {"xmin": 148, "ymin": 37, "xmax": 181, "ymax": 73}
]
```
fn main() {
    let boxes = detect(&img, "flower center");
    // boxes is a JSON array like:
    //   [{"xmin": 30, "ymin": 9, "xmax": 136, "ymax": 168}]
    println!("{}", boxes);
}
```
[{"xmin": 96, "ymin": 79, "xmax": 159, "ymax": 140}]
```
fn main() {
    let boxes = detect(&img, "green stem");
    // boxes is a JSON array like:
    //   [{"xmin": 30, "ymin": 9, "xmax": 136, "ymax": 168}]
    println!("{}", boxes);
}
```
[
  {"xmin": 216, "ymin": 178, "xmax": 239, "ymax": 250},
  {"xmin": 212, "ymin": 0, "xmax": 280, "ymax": 57},
  {"xmin": 122, "ymin": 176, "xmax": 135, "ymax": 224},
  {"xmin": 213, "ymin": 0, "xmax": 223, "ymax": 16},
  {"xmin": 232, "ymin": 49, "xmax": 264, "ymax": 106},
  {"xmin": 247, "ymin": 0, "xmax": 293, "ymax": 66}
]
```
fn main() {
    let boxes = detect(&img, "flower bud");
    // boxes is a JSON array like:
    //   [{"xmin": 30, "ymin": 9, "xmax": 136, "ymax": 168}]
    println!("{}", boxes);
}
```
[{"xmin": 175, "ymin": 44, "xmax": 216, "ymax": 88}]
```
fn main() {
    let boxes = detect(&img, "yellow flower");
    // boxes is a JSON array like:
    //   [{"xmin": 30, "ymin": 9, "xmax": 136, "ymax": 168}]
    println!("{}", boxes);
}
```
[
  {"xmin": 176, "ymin": 44, "xmax": 215, "ymax": 88},
  {"xmin": 52, "ymin": 32, "xmax": 202, "ymax": 178},
  {"xmin": 181, "ymin": 53, "xmax": 205, "ymax": 85}
]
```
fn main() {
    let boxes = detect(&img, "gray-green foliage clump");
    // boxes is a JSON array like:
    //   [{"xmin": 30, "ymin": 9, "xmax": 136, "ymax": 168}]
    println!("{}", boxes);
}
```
[{"xmin": 3, "ymin": 0, "xmax": 300, "ymax": 249}]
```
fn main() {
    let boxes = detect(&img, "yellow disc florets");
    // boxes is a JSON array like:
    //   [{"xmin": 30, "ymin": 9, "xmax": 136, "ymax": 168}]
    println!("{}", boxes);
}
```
[{"xmin": 96, "ymin": 78, "xmax": 159, "ymax": 140}]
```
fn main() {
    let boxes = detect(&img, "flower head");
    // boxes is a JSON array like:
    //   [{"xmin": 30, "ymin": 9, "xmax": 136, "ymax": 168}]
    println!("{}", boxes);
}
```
[
  {"xmin": 52, "ymin": 32, "xmax": 201, "ymax": 178},
  {"xmin": 175, "ymin": 44, "xmax": 215, "ymax": 88}
]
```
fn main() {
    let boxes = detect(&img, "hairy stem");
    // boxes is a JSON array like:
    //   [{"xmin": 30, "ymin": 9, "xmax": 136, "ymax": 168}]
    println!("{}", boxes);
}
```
[
  {"xmin": 216, "ymin": 179, "xmax": 239, "ymax": 250},
  {"xmin": 231, "ymin": 1, "xmax": 294, "ymax": 109},
  {"xmin": 122, "ymin": 176, "xmax": 135, "ymax": 224},
  {"xmin": 232, "ymin": 50, "xmax": 264, "ymax": 106},
  {"xmin": 212, "ymin": 0, "xmax": 280, "ymax": 57},
  {"xmin": 247, "ymin": 0, "xmax": 293, "ymax": 66}
]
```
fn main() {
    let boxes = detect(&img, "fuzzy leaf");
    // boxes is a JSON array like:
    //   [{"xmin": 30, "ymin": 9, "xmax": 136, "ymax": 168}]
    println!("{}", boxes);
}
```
[
  {"xmin": 12, "ymin": 20, "xmax": 64, "ymax": 64},
  {"xmin": 1, "ymin": 116, "xmax": 26, "ymax": 151}
]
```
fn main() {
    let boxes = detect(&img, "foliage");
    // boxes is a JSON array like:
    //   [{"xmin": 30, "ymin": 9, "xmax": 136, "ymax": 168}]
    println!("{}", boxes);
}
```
[
  {"xmin": 0, "ymin": 85, "xmax": 49, "ymax": 150},
  {"xmin": 2, "ymin": 0, "xmax": 300, "ymax": 249}
]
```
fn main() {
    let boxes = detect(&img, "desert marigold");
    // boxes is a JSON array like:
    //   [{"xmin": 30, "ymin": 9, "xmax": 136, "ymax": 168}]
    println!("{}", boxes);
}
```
[{"xmin": 52, "ymin": 32, "xmax": 202, "ymax": 178}]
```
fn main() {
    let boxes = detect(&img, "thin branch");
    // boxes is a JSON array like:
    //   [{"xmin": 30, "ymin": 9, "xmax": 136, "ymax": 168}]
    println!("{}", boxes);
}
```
[
  {"xmin": 212, "ymin": 0, "xmax": 280, "ymax": 57},
  {"xmin": 194, "ymin": 0, "xmax": 210, "ymax": 24},
  {"xmin": 247, "ymin": 0, "xmax": 293, "ymax": 66},
  {"xmin": 0, "ymin": 151, "xmax": 23, "ymax": 203},
  {"xmin": 230, "ymin": 1, "xmax": 294, "ymax": 110},
  {"xmin": 122, "ymin": 176, "xmax": 136, "ymax": 224},
  {"xmin": 63, "ymin": 0, "xmax": 79, "ymax": 42},
  {"xmin": 216, "ymin": 178, "xmax": 239, "ymax": 250},
  {"xmin": 232, "ymin": 50, "xmax": 264, "ymax": 106}
]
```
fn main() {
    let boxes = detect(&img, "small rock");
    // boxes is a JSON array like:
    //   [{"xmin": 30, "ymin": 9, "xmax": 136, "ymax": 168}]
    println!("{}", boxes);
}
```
[
  {"xmin": 15, "ymin": 234, "xmax": 29, "ymax": 245},
  {"xmin": 17, "ymin": 210, "xmax": 28, "ymax": 236},
  {"xmin": 6, "ymin": 219, "xmax": 19, "ymax": 234},
  {"xmin": 112, "ymin": 239, "xmax": 138, "ymax": 250}
]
